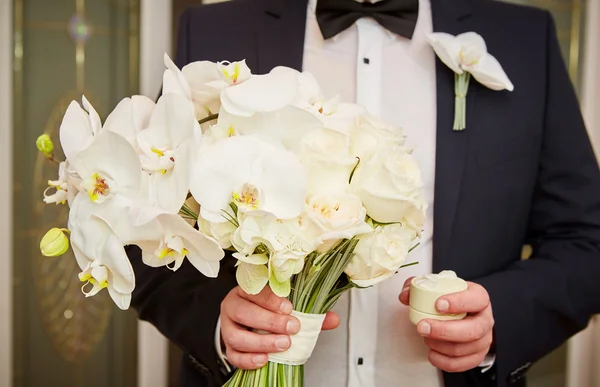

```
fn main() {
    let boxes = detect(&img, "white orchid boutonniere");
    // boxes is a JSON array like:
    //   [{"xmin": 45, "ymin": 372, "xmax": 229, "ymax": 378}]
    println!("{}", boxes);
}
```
[{"xmin": 427, "ymin": 32, "xmax": 514, "ymax": 130}]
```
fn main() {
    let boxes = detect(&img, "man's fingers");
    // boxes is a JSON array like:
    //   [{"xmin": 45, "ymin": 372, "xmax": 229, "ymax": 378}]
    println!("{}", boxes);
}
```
[
  {"xmin": 238, "ymin": 286, "xmax": 293, "ymax": 315},
  {"xmin": 398, "ymin": 276, "xmax": 415, "ymax": 306},
  {"xmin": 428, "ymin": 349, "xmax": 487, "ymax": 373},
  {"xmin": 225, "ymin": 348, "xmax": 268, "ymax": 370},
  {"xmin": 322, "ymin": 311, "xmax": 340, "ymax": 331},
  {"xmin": 436, "ymin": 282, "xmax": 490, "ymax": 314},
  {"xmin": 224, "ymin": 296, "xmax": 300, "ymax": 335},
  {"xmin": 222, "ymin": 323, "xmax": 291, "ymax": 353},
  {"xmin": 423, "ymin": 333, "xmax": 493, "ymax": 357},
  {"xmin": 417, "ymin": 312, "xmax": 493, "ymax": 343}
]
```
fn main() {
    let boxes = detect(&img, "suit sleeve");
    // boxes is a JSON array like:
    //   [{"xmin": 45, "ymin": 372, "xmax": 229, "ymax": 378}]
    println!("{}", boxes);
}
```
[
  {"xmin": 127, "ymin": 8, "xmax": 237, "ymax": 384},
  {"xmin": 474, "ymin": 12, "xmax": 600, "ymax": 387}
]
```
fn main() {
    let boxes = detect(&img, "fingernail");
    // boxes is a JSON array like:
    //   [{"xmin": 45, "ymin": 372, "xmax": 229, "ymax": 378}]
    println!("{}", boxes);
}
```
[
  {"xmin": 280, "ymin": 300, "xmax": 293, "ymax": 314},
  {"xmin": 275, "ymin": 336, "xmax": 290, "ymax": 350},
  {"xmin": 437, "ymin": 299, "xmax": 449, "ymax": 312},
  {"xmin": 286, "ymin": 318, "xmax": 300, "ymax": 334},
  {"xmin": 418, "ymin": 321, "xmax": 431, "ymax": 336},
  {"xmin": 253, "ymin": 355, "xmax": 267, "ymax": 365}
]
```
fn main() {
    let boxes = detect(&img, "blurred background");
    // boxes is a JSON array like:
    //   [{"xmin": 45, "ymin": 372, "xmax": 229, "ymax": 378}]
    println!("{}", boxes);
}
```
[{"xmin": 0, "ymin": 0, "xmax": 598, "ymax": 386}]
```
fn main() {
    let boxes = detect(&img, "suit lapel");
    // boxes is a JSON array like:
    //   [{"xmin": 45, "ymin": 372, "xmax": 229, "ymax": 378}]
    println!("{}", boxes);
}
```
[
  {"xmin": 256, "ymin": 0, "xmax": 309, "ymax": 73},
  {"xmin": 431, "ymin": 0, "xmax": 478, "ymax": 272}
]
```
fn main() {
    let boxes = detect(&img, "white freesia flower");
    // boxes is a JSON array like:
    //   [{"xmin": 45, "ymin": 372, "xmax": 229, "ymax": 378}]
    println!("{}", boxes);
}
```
[
  {"xmin": 197, "ymin": 212, "xmax": 237, "ymax": 249},
  {"xmin": 71, "ymin": 130, "xmax": 142, "ymax": 204},
  {"xmin": 345, "ymin": 223, "xmax": 418, "ymax": 287},
  {"xmin": 69, "ymin": 203, "xmax": 135, "ymax": 310},
  {"xmin": 300, "ymin": 128, "xmax": 357, "ymax": 195},
  {"xmin": 305, "ymin": 193, "xmax": 372, "ymax": 250},
  {"xmin": 43, "ymin": 161, "xmax": 69, "ymax": 205},
  {"xmin": 427, "ymin": 32, "xmax": 513, "ymax": 91},
  {"xmin": 233, "ymin": 253, "xmax": 269, "ymax": 296},
  {"xmin": 136, "ymin": 93, "xmax": 198, "ymax": 213},
  {"xmin": 232, "ymin": 215, "xmax": 316, "ymax": 297},
  {"xmin": 220, "ymin": 67, "xmax": 300, "ymax": 117},
  {"xmin": 59, "ymin": 96, "xmax": 102, "ymax": 162},
  {"xmin": 190, "ymin": 135, "xmax": 306, "ymax": 222},
  {"xmin": 351, "ymin": 146, "xmax": 426, "ymax": 226},
  {"xmin": 103, "ymin": 95, "xmax": 155, "ymax": 151},
  {"xmin": 350, "ymin": 114, "xmax": 407, "ymax": 162}
]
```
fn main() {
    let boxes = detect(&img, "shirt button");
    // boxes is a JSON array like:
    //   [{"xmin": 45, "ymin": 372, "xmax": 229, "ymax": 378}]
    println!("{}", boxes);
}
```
[
  {"xmin": 363, "ymin": 57, "xmax": 370, "ymax": 65},
  {"xmin": 357, "ymin": 357, "xmax": 364, "ymax": 365}
]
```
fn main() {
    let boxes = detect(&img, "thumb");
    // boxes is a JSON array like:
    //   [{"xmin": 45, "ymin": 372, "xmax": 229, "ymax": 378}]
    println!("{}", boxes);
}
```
[{"xmin": 322, "ymin": 311, "xmax": 340, "ymax": 331}]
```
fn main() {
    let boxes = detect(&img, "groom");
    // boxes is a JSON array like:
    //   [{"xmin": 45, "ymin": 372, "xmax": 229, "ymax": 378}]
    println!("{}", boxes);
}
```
[{"xmin": 127, "ymin": 0, "xmax": 600, "ymax": 386}]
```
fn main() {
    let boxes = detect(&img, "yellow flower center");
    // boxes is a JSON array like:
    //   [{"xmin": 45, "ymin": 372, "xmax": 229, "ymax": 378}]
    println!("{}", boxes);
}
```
[
  {"xmin": 157, "ymin": 247, "xmax": 189, "ymax": 259},
  {"xmin": 84, "ymin": 173, "xmax": 110, "ymax": 202},
  {"xmin": 222, "ymin": 63, "xmax": 241, "ymax": 84},
  {"xmin": 233, "ymin": 184, "xmax": 260, "ymax": 210}
]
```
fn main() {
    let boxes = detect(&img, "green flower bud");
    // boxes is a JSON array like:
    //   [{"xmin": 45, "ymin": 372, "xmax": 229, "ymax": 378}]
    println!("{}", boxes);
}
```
[
  {"xmin": 40, "ymin": 227, "xmax": 70, "ymax": 257},
  {"xmin": 36, "ymin": 134, "xmax": 54, "ymax": 156}
]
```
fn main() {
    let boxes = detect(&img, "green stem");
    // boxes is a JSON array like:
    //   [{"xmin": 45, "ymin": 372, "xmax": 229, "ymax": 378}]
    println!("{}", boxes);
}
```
[
  {"xmin": 199, "ymin": 113, "xmax": 219, "ymax": 125},
  {"xmin": 453, "ymin": 72, "xmax": 471, "ymax": 131}
]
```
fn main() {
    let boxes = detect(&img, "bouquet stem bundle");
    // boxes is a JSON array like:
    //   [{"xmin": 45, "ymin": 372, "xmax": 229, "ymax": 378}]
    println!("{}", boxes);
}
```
[{"xmin": 223, "ymin": 239, "xmax": 359, "ymax": 387}]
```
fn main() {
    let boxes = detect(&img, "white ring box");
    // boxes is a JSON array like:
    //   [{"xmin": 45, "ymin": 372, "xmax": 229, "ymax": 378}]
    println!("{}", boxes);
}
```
[{"xmin": 409, "ymin": 270, "xmax": 468, "ymax": 325}]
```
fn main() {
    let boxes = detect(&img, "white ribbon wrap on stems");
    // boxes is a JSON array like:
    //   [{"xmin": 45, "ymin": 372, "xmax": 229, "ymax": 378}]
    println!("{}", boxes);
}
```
[{"xmin": 267, "ymin": 311, "xmax": 326, "ymax": 366}]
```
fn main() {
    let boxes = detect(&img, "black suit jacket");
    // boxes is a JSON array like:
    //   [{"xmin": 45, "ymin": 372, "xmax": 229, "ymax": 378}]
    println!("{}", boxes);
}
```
[{"xmin": 127, "ymin": 0, "xmax": 600, "ymax": 386}]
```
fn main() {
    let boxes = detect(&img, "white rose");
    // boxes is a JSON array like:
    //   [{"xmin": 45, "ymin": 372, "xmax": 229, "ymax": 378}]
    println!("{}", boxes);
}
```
[
  {"xmin": 350, "ymin": 114, "xmax": 407, "ymax": 162},
  {"xmin": 345, "ymin": 223, "xmax": 418, "ymax": 287},
  {"xmin": 305, "ymin": 193, "xmax": 372, "ymax": 251},
  {"xmin": 301, "ymin": 128, "xmax": 357, "ymax": 195},
  {"xmin": 351, "ymin": 145, "xmax": 426, "ymax": 226}
]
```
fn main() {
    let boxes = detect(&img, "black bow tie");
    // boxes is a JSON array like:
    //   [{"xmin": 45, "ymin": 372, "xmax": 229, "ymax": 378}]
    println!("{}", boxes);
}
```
[{"xmin": 316, "ymin": 0, "xmax": 419, "ymax": 40}]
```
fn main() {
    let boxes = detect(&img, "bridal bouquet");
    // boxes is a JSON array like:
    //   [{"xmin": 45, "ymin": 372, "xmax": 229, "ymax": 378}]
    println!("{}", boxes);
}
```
[{"xmin": 37, "ymin": 55, "xmax": 426, "ymax": 387}]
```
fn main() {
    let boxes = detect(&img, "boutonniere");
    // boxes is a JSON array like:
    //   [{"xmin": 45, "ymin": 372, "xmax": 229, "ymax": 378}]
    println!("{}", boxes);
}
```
[{"xmin": 427, "ymin": 32, "xmax": 514, "ymax": 131}]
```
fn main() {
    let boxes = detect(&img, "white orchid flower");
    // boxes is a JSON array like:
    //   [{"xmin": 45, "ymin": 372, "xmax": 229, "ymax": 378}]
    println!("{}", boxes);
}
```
[
  {"xmin": 162, "ymin": 54, "xmax": 252, "ymax": 119},
  {"xmin": 216, "ymin": 60, "xmax": 252, "ymax": 86},
  {"xmin": 427, "ymin": 32, "xmax": 513, "ymax": 130},
  {"xmin": 43, "ymin": 161, "xmax": 69, "ymax": 205},
  {"xmin": 136, "ymin": 93, "xmax": 198, "ymax": 213},
  {"xmin": 220, "ymin": 66, "xmax": 300, "ymax": 117},
  {"xmin": 59, "ymin": 96, "xmax": 102, "ymax": 162},
  {"xmin": 190, "ymin": 135, "xmax": 307, "ymax": 223},
  {"xmin": 126, "ymin": 205, "xmax": 225, "ymax": 276},
  {"xmin": 427, "ymin": 32, "xmax": 513, "ymax": 91},
  {"xmin": 70, "ymin": 130, "xmax": 142, "ymax": 204},
  {"xmin": 69, "ymin": 205, "xmax": 135, "ymax": 310},
  {"xmin": 103, "ymin": 95, "xmax": 155, "ymax": 151},
  {"xmin": 215, "ymin": 105, "xmax": 323, "ymax": 155}
]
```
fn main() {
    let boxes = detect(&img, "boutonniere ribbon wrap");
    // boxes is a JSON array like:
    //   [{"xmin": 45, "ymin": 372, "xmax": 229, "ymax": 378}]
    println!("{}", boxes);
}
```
[{"xmin": 427, "ymin": 32, "xmax": 514, "ymax": 130}]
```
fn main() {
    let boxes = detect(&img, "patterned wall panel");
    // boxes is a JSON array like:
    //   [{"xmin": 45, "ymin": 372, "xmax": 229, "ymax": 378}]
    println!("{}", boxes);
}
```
[{"xmin": 12, "ymin": 1, "xmax": 140, "ymax": 386}]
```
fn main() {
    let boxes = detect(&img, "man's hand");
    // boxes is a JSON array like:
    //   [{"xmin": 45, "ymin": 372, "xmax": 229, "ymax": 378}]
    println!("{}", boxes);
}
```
[
  {"xmin": 221, "ymin": 286, "xmax": 340, "ymax": 370},
  {"xmin": 400, "ymin": 277, "xmax": 495, "ymax": 373}
]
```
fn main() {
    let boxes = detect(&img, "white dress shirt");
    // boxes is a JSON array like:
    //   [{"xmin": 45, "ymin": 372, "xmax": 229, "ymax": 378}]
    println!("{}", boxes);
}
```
[
  {"xmin": 215, "ymin": 0, "xmax": 493, "ymax": 385},
  {"xmin": 302, "ymin": 0, "xmax": 441, "ymax": 386}
]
